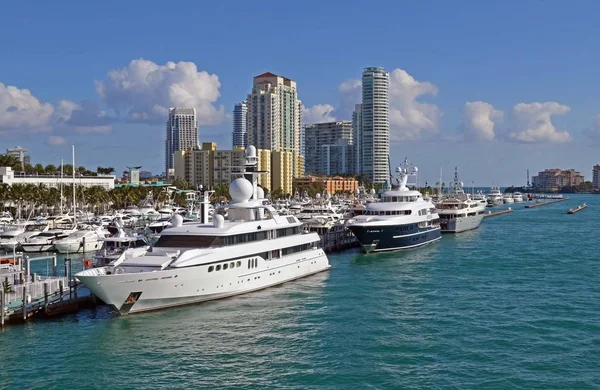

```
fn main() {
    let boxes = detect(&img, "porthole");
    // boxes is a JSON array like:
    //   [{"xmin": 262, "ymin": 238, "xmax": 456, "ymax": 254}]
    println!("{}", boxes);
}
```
[
  {"xmin": 216, "ymin": 264, "xmax": 221, "ymax": 271},
  {"xmin": 230, "ymin": 262, "xmax": 234, "ymax": 269},
  {"xmin": 236, "ymin": 261, "xmax": 241, "ymax": 267},
  {"xmin": 208, "ymin": 266, "xmax": 214, "ymax": 272},
  {"xmin": 223, "ymin": 263, "xmax": 228, "ymax": 270}
]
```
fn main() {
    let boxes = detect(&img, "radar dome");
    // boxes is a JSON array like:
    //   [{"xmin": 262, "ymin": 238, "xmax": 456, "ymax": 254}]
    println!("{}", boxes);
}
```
[
  {"xmin": 413, "ymin": 166, "xmax": 419, "ymax": 173},
  {"xmin": 213, "ymin": 214, "xmax": 225, "ymax": 228},
  {"xmin": 229, "ymin": 178, "xmax": 253, "ymax": 203},
  {"xmin": 256, "ymin": 186, "xmax": 265, "ymax": 199},
  {"xmin": 315, "ymin": 193, "xmax": 321, "ymax": 199},
  {"xmin": 246, "ymin": 145, "xmax": 257, "ymax": 158},
  {"xmin": 370, "ymin": 188, "xmax": 376, "ymax": 195},
  {"xmin": 171, "ymin": 214, "xmax": 183, "ymax": 228},
  {"xmin": 354, "ymin": 188, "xmax": 360, "ymax": 195}
]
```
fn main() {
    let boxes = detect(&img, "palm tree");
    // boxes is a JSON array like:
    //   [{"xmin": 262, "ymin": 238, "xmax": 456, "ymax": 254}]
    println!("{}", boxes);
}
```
[
  {"xmin": 0, "ymin": 154, "xmax": 22, "ymax": 170},
  {"xmin": 44, "ymin": 164, "xmax": 57, "ymax": 174}
]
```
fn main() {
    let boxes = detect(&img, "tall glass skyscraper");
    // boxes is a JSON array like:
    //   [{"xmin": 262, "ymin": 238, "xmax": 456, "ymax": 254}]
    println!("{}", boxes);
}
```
[
  {"xmin": 232, "ymin": 101, "xmax": 247, "ymax": 148},
  {"xmin": 361, "ymin": 67, "xmax": 389, "ymax": 185},
  {"xmin": 165, "ymin": 107, "xmax": 198, "ymax": 177}
]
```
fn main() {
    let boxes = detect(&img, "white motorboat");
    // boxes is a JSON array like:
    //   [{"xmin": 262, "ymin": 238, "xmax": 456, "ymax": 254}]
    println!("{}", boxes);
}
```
[
  {"xmin": 92, "ymin": 223, "xmax": 149, "ymax": 267},
  {"xmin": 20, "ymin": 229, "xmax": 76, "ymax": 252},
  {"xmin": 0, "ymin": 223, "xmax": 49, "ymax": 251},
  {"xmin": 487, "ymin": 187, "xmax": 503, "ymax": 207},
  {"xmin": 54, "ymin": 227, "xmax": 109, "ymax": 254},
  {"xmin": 0, "ymin": 227, "xmax": 26, "ymax": 251},
  {"xmin": 76, "ymin": 146, "xmax": 330, "ymax": 315},
  {"xmin": 513, "ymin": 192, "xmax": 524, "ymax": 202},
  {"xmin": 503, "ymin": 193, "xmax": 515, "ymax": 204},
  {"xmin": 346, "ymin": 159, "xmax": 441, "ymax": 253}
]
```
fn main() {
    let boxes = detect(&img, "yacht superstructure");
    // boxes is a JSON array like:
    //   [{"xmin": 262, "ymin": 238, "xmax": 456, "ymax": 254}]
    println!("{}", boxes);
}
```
[
  {"xmin": 76, "ymin": 146, "xmax": 331, "ymax": 315},
  {"xmin": 487, "ymin": 187, "xmax": 503, "ymax": 207},
  {"xmin": 345, "ymin": 159, "xmax": 441, "ymax": 253},
  {"xmin": 436, "ymin": 168, "xmax": 486, "ymax": 233}
]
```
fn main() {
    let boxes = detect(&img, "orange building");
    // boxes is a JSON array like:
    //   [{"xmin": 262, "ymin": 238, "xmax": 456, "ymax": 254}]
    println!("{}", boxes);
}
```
[{"xmin": 293, "ymin": 176, "xmax": 359, "ymax": 195}]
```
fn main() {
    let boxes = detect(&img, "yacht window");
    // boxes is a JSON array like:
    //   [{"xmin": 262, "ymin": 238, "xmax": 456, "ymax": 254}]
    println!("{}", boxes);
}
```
[
  {"xmin": 254, "ymin": 258, "xmax": 258, "ymax": 268},
  {"xmin": 208, "ymin": 266, "xmax": 214, "ymax": 272},
  {"xmin": 154, "ymin": 235, "xmax": 222, "ymax": 248},
  {"xmin": 248, "ymin": 259, "xmax": 252, "ymax": 268},
  {"xmin": 386, "ymin": 211, "xmax": 391, "ymax": 215},
  {"xmin": 216, "ymin": 264, "xmax": 221, "ymax": 271},
  {"xmin": 230, "ymin": 262, "xmax": 235, "ymax": 269},
  {"xmin": 236, "ymin": 261, "xmax": 241, "ymax": 267},
  {"xmin": 223, "ymin": 263, "xmax": 228, "ymax": 270}
]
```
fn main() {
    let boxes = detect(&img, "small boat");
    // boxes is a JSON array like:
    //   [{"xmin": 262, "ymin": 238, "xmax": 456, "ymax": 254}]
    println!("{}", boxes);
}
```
[{"xmin": 567, "ymin": 203, "xmax": 587, "ymax": 214}]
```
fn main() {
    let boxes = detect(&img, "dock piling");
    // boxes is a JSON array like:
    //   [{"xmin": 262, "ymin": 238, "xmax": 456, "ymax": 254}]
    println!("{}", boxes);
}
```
[
  {"xmin": 25, "ymin": 256, "xmax": 31, "ymax": 282},
  {"xmin": 1, "ymin": 290, "xmax": 5, "ymax": 329},
  {"xmin": 52, "ymin": 255, "xmax": 57, "ymax": 276},
  {"xmin": 59, "ymin": 280, "xmax": 64, "ymax": 302},
  {"xmin": 22, "ymin": 286, "xmax": 27, "ymax": 321},
  {"xmin": 44, "ymin": 282, "xmax": 49, "ymax": 313}
]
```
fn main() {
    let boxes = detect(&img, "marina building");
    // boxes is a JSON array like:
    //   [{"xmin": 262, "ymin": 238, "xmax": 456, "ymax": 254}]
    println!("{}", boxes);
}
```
[
  {"xmin": 360, "ymin": 67, "xmax": 390, "ymax": 185},
  {"xmin": 593, "ymin": 165, "xmax": 600, "ymax": 191},
  {"xmin": 165, "ymin": 107, "xmax": 198, "ymax": 179},
  {"xmin": 6, "ymin": 146, "xmax": 30, "ymax": 167},
  {"xmin": 304, "ymin": 121, "xmax": 353, "ymax": 176},
  {"xmin": 0, "ymin": 167, "xmax": 115, "ymax": 189},
  {"xmin": 232, "ymin": 101, "xmax": 248, "ymax": 148},
  {"xmin": 293, "ymin": 176, "xmax": 359, "ymax": 196},
  {"xmin": 246, "ymin": 72, "xmax": 304, "ymax": 178},
  {"xmin": 532, "ymin": 169, "xmax": 584, "ymax": 191},
  {"xmin": 174, "ymin": 143, "xmax": 275, "ymax": 191}
]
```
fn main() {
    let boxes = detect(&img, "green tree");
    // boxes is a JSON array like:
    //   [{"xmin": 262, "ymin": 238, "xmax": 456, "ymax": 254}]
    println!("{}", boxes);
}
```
[
  {"xmin": 0, "ymin": 154, "xmax": 22, "ymax": 170},
  {"xmin": 34, "ymin": 163, "xmax": 45, "ymax": 175},
  {"xmin": 171, "ymin": 178, "xmax": 189, "ymax": 190},
  {"xmin": 44, "ymin": 164, "xmax": 57, "ymax": 174}
]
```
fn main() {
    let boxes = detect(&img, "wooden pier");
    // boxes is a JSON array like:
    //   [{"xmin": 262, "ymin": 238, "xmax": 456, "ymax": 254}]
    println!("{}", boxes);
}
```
[
  {"xmin": 525, "ymin": 198, "xmax": 567, "ymax": 208},
  {"xmin": 1, "ymin": 253, "xmax": 102, "ymax": 328},
  {"xmin": 484, "ymin": 208, "xmax": 514, "ymax": 218}
]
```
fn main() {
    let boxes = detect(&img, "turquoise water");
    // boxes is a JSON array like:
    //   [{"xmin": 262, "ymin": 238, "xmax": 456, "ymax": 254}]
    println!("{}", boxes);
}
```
[{"xmin": 1, "ymin": 196, "xmax": 599, "ymax": 389}]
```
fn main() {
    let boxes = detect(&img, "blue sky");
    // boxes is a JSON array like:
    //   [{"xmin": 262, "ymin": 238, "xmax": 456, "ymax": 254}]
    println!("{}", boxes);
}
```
[{"xmin": 1, "ymin": 0, "xmax": 599, "ymax": 185}]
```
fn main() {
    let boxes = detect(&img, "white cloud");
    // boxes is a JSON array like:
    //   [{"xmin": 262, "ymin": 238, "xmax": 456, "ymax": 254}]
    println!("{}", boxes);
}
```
[
  {"xmin": 338, "ymin": 79, "xmax": 362, "ymax": 118},
  {"xmin": 389, "ymin": 68, "xmax": 441, "ymax": 141},
  {"xmin": 47, "ymin": 135, "xmax": 67, "ymax": 146},
  {"xmin": 302, "ymin": 104, "xmax": 336, "ymax": 124},
  {"xmin": 55, "ymin": 100, "xmax": 113, "ymax": 134},
  {"xmin": 584, "ymin": 114, "xmax": 600, "ymax": 143},
  {"xmin": 95, "ymin": 58, "xmax": 225, "ymax": 125},
  {"xmin": 509, "ymin": 102, "xmax": 571, "ymax": 143},
  {"xmin": 461, "ymin": 101, "xmax": 504, "ymax": 141},
  {"xmin": 0, "ymin": 82, "xmax": 54, "ymax": 131}
]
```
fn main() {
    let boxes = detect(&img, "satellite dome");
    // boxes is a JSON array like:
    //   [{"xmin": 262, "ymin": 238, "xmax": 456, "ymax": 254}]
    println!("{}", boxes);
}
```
[
  {"xmin": 413, "ymin": 166, "xmax": 419, "ymax": 173},
  {"xmin": 171, "ymin": 214, "xmax": 183, "ymax": 228},
  {"xmin": 370, "ymin": 188, "xmax": 376, "ymax": 195},
  {"xmin": 354, "ymin": 188, "xmax": 360, "ymax": 195},
  {"xmin": 315, "ymin": 193, "xmax": 321, "ymax": 199},
  {"xmin": 213, "ymin": 214, "xmax": 225, "ymax": 228},
  {"xmin": 229, "ymin": 178, "xmax": 253, "ymax": 203},
  {"xmin": 246, "ymin": 145, "xmax": 257, "ymax": 158},
  {"xmin": 256, "ymin": 186, "xmax": 265, "ymax": 199}
]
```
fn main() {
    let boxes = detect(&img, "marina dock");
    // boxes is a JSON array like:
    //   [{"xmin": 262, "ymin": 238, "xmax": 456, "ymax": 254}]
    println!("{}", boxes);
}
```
[
  {"xmin": 483, "ymin": 208, "xmax": 513, "ymax": 218},
  {"xmin": 525, "ymin": 198, "xmax": 567, "ymax": 208},
  {"xmin": 1, "ymin": 254, "xmax": 100, "ymax": 328}
]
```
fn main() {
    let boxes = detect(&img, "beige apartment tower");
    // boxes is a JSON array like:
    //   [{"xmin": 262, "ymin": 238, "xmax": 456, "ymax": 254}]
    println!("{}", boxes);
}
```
[{"xmin": 246, "ymin": 72, "xmax": 303, "ymax": 191}]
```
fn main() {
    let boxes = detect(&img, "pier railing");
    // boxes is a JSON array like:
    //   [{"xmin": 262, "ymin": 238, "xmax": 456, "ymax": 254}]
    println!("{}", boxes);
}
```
[{"xmin": 3, "ymin": 277, "xmax": 70, "ymax": 306}]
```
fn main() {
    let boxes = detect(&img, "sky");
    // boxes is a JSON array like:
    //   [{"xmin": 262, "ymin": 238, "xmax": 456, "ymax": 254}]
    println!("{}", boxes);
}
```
[{"xmin": 1, "ymin": 0, "xmax": 599, "ymax": 186}]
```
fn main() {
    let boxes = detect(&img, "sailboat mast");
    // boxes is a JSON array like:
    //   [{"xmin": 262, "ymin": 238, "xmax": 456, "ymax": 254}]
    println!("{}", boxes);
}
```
[
  {"xmin": 72, "ymin": 145, "xmax": 76, "ymax": 226},
  {"xmin": 60, "ymin": 159, "xmax": 64, "ymax": 213}
]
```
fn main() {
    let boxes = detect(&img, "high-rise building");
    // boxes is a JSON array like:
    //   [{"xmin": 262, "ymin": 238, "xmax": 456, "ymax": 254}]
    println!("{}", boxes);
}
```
[
  {"xmin": 593, "ymin": 165, "xmax": 600, "ymax": 191},
  {"xmin": 361, "ymin": 67, "xmax": 389, "ymax": 184},
  {"xmin": 246, "ymin": 72, "xmax": 303, "ymax": 179},
  {"xmin": 6, "ymin": 146, "xmax": 30, "ymax": 167},
  {"xmin": 351, "ymin": 104, "xmax": 363, "ymax": 176},
  {"xmin": 232, "ymin": 101, "xmax": 248, "ymax": 148},
  {"xmin": 165, "ymin": 107, "xmax": 198, "ymax": 178},
  {"xmin": 304, "ymin": 121, "xmax": 353, "ymax": 175}
]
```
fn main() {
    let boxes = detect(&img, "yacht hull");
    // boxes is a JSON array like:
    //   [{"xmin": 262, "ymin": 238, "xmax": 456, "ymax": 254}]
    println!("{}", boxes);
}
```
[
  {"xmin": 347, "ymin": 223, "xmax": 441, "ymax": 253},
  {"xmin": 20, "ymin": 244, "xmax": 55, "ymax": 253},
  {"xmin": 76, "ymin": 250, "xmax": 330, "ymax": 315},
  {"xmin": 440, "ymin": 214, "xmax": 485, "ymax": 233},
  {"xmin": 55, "ymin": 240, "xmax": 102, "ymax": 254}
]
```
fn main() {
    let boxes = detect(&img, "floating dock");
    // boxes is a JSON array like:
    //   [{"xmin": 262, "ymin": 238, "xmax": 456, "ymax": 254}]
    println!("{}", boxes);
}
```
[
  {"xmin": 1, "ymin": 254, "xmax": 101, "ymax": 328},
  {"xmin": 525, "ymin": 198, "xmax": 567, "ymax": 208},
  {"xmin": 484, "ymin": 208, "xmax": 513, "ymax": 218},
  {"xmin": 567, "ymin": 203, "xmax": 587, "ymax": 214}
]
